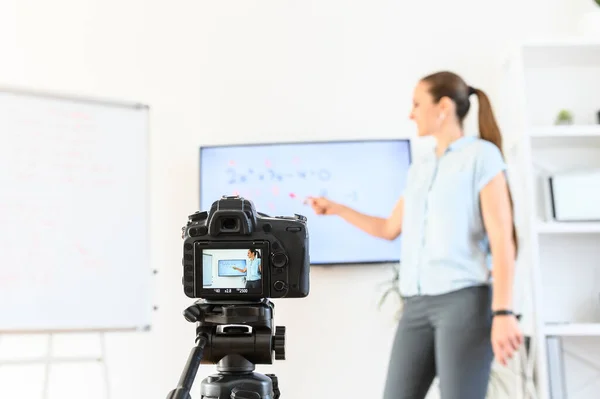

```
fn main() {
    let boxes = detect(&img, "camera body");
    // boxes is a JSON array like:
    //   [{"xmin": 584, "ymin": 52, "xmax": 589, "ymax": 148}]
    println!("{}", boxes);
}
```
[{"xmin": 182, "ymin": 195, "xmax": 310, "ymax": 300}]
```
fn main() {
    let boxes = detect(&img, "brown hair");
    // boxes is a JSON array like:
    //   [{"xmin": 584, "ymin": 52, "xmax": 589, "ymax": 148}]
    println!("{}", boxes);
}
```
[{"xmin": 421, "ymin": 71, "xmax": 518, "ymax": 256}]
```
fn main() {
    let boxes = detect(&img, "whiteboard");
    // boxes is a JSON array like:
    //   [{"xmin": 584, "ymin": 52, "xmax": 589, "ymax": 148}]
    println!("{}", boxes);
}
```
[
  {"xmin": 0, "ymin": 88, "xmax": 152, "ymax": 333},
  {"xmin": 202, "ymin": 253, "xmax": 213, "ymax": 286}
]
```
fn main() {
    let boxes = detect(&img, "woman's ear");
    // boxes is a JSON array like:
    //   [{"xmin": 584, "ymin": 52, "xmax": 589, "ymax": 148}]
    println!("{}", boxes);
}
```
[{"xmin": 438, "ymin": 96, "xmax": 455, "ymax": 116}]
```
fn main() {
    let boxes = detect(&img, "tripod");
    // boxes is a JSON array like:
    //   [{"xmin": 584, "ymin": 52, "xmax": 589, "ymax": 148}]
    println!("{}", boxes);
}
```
[{"xmin": 166, "ymin": 299, "xmax": 285, "ymax": 399}]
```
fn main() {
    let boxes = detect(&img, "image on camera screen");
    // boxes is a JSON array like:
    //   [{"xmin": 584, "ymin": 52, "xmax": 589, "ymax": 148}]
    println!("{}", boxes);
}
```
[{"xmin": 201, "ymin": 248, "xmax": 262, "ymax": 294}]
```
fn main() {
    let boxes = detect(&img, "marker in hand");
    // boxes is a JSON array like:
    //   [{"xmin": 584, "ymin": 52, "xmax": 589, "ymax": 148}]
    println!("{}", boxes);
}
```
[
  {"xmin": 304, "ymin": 196, "xmax": 337, "ymax": 215},
  {"xmin": 287, "ymin": 191, "xmax": 312, "ymax": 205}
]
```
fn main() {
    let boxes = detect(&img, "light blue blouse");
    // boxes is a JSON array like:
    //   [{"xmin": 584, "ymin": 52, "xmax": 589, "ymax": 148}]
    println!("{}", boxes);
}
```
[
  {"xmin": 246, "ymin": 258, "xmax": 261, "ymax": 282},
  {"xmin": 399, "ymin": 135, "xmax": 507, "ymax": 297}
]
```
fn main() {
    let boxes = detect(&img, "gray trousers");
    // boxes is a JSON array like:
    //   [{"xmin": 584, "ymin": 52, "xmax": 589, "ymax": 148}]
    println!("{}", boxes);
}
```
[
  {"xmin": 382, "ymin": 285, "xmax": 494, "ymax": 399},
  {"xmin": 245, "ymin": 279, "xmax": 261, "ymax": 290}
]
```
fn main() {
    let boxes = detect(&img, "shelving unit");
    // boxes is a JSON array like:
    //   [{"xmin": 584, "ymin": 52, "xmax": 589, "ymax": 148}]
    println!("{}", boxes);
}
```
[
  {"xmin": 529, "ymin": 125, "xmax": 600, "ymax": 138},
  {"xmin": 503, "ymin": 37, "xmax": 600, "ymax": 399},
  {"xmin": 545, "ymin": 323, "xmax": 600, "ymax": 337},
  {"xmin": 536, "ymin": 222, "xmax": 600, "ymax": 234}
]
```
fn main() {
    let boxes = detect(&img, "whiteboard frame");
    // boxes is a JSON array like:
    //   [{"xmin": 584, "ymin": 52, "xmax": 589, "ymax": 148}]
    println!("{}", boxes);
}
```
[{"xmin": 0, "ymin": 86, "xmax": 153, "ymax": 334}]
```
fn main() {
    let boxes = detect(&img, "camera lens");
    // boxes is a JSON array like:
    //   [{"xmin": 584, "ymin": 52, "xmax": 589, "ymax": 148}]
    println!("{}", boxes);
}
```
[{"xmin": 221, "ymin": 218, "xmax": 238, "ymax": 231}]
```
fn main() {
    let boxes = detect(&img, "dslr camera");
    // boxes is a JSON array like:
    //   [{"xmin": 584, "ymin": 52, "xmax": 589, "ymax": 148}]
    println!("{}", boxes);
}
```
[
  {"xmin": 169, "ymin": 196, "xmax": 310, "ymax": 399},
  {"xmin": 182, "ymin": 195, "xmax": 310, "ymax": 300}
]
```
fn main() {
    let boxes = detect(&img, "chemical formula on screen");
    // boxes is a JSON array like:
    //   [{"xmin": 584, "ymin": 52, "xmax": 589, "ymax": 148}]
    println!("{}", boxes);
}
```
[
  {"xmin": 221, "ymin": 157, "xmax": 358, "ymax": 214},
  {"xmin": 225, "ymin": 166, "xmax": 331, "ymax": 184}
]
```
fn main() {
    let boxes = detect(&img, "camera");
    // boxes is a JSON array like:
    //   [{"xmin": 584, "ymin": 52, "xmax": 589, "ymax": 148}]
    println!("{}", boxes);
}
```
[
  {"xmin": 168, "ymin": 196, "xmax": 309, "ymax": 399},
  {"xmin": 181, "ymin": 195, "xmax": 310, "ymax": 300}
]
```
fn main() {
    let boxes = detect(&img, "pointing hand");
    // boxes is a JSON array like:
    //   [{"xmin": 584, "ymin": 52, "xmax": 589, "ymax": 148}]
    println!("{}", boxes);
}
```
[{"xmin": 305, "ymin": 196, "xmax": 340, "ymax": 215}]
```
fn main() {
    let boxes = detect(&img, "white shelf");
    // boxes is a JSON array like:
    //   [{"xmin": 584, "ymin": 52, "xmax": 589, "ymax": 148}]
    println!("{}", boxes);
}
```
[
  {"xmin": 545, "ymin": 323, "xmax": 600, "ymax": 337},
  {"xmin": 536, "ymin": 221, "xmax": 600, "ymax": 234},
  {"xmin": 523, "ymin": 36, "xmax": 600, "ymax": 49},
  {"xmin": 521, "ymin": 37, "xmax": 600, "ymax": 68},
  {"xmin": 530, "ymin": 125, "xmax": 600, "ymax": 138}
]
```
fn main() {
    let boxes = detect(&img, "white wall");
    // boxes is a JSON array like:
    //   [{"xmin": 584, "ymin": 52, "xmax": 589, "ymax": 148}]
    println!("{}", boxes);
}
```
[{"xmin": 0, "ymin": 1, "xmax": 592, "ymax": 398}]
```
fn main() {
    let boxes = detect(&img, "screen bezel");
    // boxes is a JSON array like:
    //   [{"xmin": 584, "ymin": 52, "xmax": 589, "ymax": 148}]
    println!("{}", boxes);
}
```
[
  {"xmin": 198, "ymin": 138, "xmax": 412, "ymax": 266},
  {"xmin": 194, "ymin": 241, "xmax": 269, "ymax": 299}
]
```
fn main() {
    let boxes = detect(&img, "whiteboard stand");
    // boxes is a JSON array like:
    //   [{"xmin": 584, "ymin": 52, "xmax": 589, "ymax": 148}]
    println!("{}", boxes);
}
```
[{"xmin": 0, "ymin": 332, "xmax": 112, "ymax": 399}]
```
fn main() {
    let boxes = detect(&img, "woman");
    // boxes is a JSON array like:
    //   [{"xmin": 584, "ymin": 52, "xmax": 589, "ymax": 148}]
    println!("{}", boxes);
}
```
[
  {"xmin": 232, "ymin": 248, "xmax": 262, "ymax": 289},
  {"xmin": 307, "ymin": 71, "xmax": 523, "ymax": 399}
]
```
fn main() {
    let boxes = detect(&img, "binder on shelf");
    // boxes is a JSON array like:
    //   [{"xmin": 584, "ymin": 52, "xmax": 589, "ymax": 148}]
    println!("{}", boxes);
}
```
[
  {"xmin": 546, "ymin": 168, "xmax": 600, "ymax": 222},
  {"xmin": 539, "ymin": 172, "xmax": 555, "ymax": 222}
]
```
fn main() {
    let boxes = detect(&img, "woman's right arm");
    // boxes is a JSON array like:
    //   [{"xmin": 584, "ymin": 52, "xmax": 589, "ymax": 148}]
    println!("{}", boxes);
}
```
[{"xmin": 335, "ymin": 197, "xmax": 404, "ymax": 240}]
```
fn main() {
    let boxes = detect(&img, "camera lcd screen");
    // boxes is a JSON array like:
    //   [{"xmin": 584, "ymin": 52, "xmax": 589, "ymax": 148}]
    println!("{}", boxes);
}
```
[{"xmin": 198, "ymin": 248, "xmax": 263, "ymax": 296}]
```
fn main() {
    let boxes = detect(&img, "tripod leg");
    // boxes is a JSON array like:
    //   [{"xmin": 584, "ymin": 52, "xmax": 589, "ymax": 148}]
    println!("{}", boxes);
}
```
[{"xmin": 166, "ymin": 337, "xmax": 207, "ymax": 399}]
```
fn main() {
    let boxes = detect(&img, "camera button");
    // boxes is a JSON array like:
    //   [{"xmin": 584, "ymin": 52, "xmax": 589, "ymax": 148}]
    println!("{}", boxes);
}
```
[
  {"xmin": 271, "ymin": 253, "xmax": 288, "ymax": 268},
  {"xmin": 286, "ymin": 226, "xmax": 301, "ymax": 232},
  {"xmin": 273, "ymin": 281, "xmax": 286, "ymax": 291},
  {"xmin": 189, "ymin": 211, "xmax": 207, "ymax": 222}
]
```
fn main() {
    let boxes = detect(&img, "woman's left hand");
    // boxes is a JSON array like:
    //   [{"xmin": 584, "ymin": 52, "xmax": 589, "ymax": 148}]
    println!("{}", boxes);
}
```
[{"xmin": 491, "ymin": 315, "xmax": 524, "ymax": 366}]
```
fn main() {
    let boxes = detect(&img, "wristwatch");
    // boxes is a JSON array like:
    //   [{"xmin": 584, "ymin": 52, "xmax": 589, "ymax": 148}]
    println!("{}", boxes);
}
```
[{"xmin": 492, "ymin": 309, "xmax": 521, "ymax": 320}]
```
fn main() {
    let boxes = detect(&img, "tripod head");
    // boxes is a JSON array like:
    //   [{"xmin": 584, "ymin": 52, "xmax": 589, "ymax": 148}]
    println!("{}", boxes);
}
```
[
  {"xmin": 166, "ymin": 299, "xmax": 285, "ymax": 399},
  {"xmin": 186, "ymin": 299, "xmax": 285, "ymax": 365}
]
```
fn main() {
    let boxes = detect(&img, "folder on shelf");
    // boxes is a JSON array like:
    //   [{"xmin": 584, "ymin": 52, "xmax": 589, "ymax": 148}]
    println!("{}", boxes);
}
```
[{"xmin": 548, "ymin": 168, "xmax": 600, "ymax": 222}]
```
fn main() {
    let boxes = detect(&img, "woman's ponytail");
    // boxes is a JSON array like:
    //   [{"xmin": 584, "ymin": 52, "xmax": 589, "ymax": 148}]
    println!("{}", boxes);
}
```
[
  {"xmin": 472, "ymin": 87, "xmax": 518, "ymax": 256},
  {"xmin": 472, "ymin": 88, "xmax": 503, "ymax": 156}
]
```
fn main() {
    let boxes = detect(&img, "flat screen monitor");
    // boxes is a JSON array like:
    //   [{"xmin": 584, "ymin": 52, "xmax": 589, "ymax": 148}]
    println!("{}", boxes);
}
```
[
  {"xmin": 217, "ymin": 259, "xmax": 247, "ymax": 277},
  {"xmin": 199, "ymin": 139, "xmax": 411, "ymax": 265}
]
